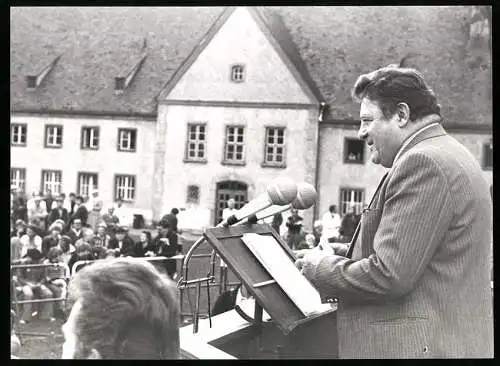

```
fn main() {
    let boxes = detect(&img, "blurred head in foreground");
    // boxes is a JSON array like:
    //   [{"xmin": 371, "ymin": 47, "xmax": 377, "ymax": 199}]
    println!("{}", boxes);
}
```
[{"xmin": 62, "ymin": 258, "xmax": 180, "ymax": 359}]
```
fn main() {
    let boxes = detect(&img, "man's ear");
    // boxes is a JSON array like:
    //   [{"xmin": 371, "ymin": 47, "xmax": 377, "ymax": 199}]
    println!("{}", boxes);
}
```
[
  {"xmin": 87, "ymin": 348, "xmax": 102, "ymax": 359},
  {"xmin": 396, "ymin": 102, "xmax": 410, "ymax": 127}
]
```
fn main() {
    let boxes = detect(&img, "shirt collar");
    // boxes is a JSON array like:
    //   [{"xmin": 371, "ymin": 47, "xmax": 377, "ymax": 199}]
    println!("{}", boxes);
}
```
[{"xmin": 393, "ymin": 122, "xmax": 440, "ymax": 164}]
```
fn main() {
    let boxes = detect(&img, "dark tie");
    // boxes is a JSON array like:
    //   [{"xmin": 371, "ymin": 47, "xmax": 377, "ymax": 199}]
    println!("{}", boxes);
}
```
[{"xmin": 346, "ymin": 172, "xmax": 389, "ymax": 259}]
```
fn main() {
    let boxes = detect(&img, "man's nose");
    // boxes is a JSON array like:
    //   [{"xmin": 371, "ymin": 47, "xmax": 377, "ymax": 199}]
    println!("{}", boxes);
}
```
[{"xmin": 358, "ymin": 124, "xmax": 368, "ymax": 140}]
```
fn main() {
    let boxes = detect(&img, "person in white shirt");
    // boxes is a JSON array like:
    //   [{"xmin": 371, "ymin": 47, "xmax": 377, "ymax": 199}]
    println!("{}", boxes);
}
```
[
  {"xmin": 321, "ymin": 204, "xmax": 341, "ymax": 243},
  {"xmin": 114, "ymin": 198, "xmax": 129, "ymax": 226},
  {"xmin": 222, "ymin": 198, "xmax": 237, "ymax": 222},
  {"xmin": 20, "ymin": 225, "xmax": 43, "ymax": 258}
]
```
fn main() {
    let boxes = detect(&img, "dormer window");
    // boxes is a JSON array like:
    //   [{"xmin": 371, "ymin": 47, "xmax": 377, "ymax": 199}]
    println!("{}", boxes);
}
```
[
  {"xmin": 115, "ymin": 77, "xmax": 126, "ymax": 92},
  {"xmin": 26, "ymin": 76, "xmax": 37, "ymax": 89},
  {"xmin": 230, "ymin": 64, "xmax": 245, "ymax": 83},
  {"xmin": 114, "ymin": 53, "xmax": 147, "ymax": 94},
  {"xmin": 26, "ymin": 55, "xmax": 61, "ymax": 90}
]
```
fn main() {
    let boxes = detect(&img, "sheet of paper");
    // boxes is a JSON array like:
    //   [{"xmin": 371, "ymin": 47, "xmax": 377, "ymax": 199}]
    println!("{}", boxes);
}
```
[{"xmin": 241, "ymin": 233, "xmax": 323, "ymax": 317}]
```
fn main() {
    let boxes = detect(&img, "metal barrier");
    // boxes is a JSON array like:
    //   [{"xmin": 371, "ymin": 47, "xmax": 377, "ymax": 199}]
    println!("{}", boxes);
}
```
[{"xmin": 10, "ymin": 262, "xmax": 71, "ymax": 342}]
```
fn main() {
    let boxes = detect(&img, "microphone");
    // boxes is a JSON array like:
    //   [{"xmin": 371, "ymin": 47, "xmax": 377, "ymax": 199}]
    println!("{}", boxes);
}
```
[
  {"xmin": 218, "ymin": 177, "xmax": 297, "ymax": 227},
  {"xmin": 245, "ymin": 182, "xmax": 317, "ymax": 224}
]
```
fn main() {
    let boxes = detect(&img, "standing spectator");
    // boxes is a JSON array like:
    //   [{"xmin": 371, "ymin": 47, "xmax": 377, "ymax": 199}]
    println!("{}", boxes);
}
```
[
  {"xmin": 285, "ymin": 209, "xmax": 304, "ymax": 250},
  {"xmin": 42, "ymin": 247, "xmax": 67, "ymax": 321},
  {"xmin": 312, "ymin": 220, "xmax": 323, "ymax": 246},
  {"xmin": 153, "ymin": 220, "xmax": 181, "ymax": 279},
  {"xmin": 47, "ymin": 196, "xmax": 69, "ymax": 227},
  {"xmin": 134, "ymin": 231, "xmax": 156, "ymax": 257},
  {"xmin": 108, "ymin": 226, "xmax": 135, "ymax": 257},
  {"xmin": 91, "ymin": 222, "xmax": 110, "ymax": 249},
  {"xmin": 28, "ymin": 194, "xmax": 48, "ymax": 232},
  {"xmin": 58, "ymin": 235, "xmax": 76, "ymax": 267},
  {"xmin": 271, "ymin": 212, "xmax": 283, "ymax": 235},
  {"xmin": 12, "ymin": 249, "xmax": 54, "ymax": 323},
  {"xmin": 321, "ymin": 204, "xmax": 342, "ymax": 243},
  {"xmin": 101, "ymin": 206, "xmax": 119, "ymax": 235},
  {"xmin": 68, "ymin": 193, "xmax": 77, "ymax": 216},
  {"xmin": 11, "ymin": 220, "xmax": 27, "ymax": 261},
  {"xmin": 41, "ymin": 223, "xmax": 63, "ymax": 257},
  {"xmin": 161, "ymin": 208, "xmax": 181, "ymax": 253},
  {"xmin": 69, "ymin": 196, "xmax": 88, "ymax": 228},
  {"xmin": 19, "ymin": 225, "xmax": 43, "ymax": 258},
  {"xmin": 339, "ymin": 205, "xmax": 358, "ymax": 242},
  {"xmin": 11, "ymin": 191, "xmax": 28, "ymax": 224},
  {"xmin": 66, "ymin": 219, "xmax": 84, "ymax": 245},
  {"xmin": 114, "ymin": 198, "xmax": 129, "ymax": 226},
  {"xmin": 222, "ymin": 198, "xmax": 237, "ymax": 222},
  {"xmin": 44, "ymin": 189, "xmax": 55, "ymax": 218},
  {"xmin": 87, "ymin": 190, "xmax": 103, "ymax": 231}
]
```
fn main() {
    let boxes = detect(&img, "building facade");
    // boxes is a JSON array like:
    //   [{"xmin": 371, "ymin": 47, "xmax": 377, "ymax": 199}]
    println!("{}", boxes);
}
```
[{"xmin": 10, "ymin": 6, "xmax": 492, "ymax": 230}]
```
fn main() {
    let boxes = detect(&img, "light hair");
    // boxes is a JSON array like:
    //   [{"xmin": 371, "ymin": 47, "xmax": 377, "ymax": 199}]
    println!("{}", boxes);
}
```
[{"xmin": 67, "ymin": 258, "xmax": 180, "ymax": 359}]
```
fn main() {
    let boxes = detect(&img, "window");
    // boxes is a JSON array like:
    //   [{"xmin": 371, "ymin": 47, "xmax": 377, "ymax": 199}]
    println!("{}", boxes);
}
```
[
  {"xmin": 11, "ymin": 168, "xmax": 26, "ymax": 192},
  {"xmin": 187, "ymin": 185, "xmax": 200, "ymax": 204},
  {"xmin": 11, "ymin": 124, "xmax": 27, "ymax": 146},
  {"xmin": 185, "ymin": 124, "xmax": 206, "ymax": 162},
  {"xmin": 115, "ymin": 175, "xmax": 136, "ymax": 202},
  {"xmin": 230, "ymin": 64, "xmax": 245, "ymax": 83},
  {"xmin": 44, "ymin": 125, "xmax": 63, "ymax": 148},
  {"xmin": 339, "ymin": 188, "xmax": 365, "ymax": 216},
  {"xmin": 117, "ymin": 128, "xmax": 137, "ymax": 152},
  {"xmin": 81, "ymin": 127, "xmax": 100, "ymax": 150},
  {"xmin": 77, "ymin": 173, "xmax": 98, "ymax": 197},
  {"xmin": 224, "ymin": 126, "xmax": 245, "ymax": 164},
  {"xmin": 264, "ymin": 127, "xmax": 286, "ymax": 167},
  {"xmin": 41, "ymin": 170, "xmax": 62, "ymax": 195},
  {"xmin": 483, "ymin": 140, "xmax": 492, "ymax": 170},
  {"xmin": 344, "ymin": 138, "xmax": 365, "ymax": 164}
]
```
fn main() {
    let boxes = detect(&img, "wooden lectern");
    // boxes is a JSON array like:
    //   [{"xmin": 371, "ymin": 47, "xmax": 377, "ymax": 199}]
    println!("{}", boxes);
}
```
[{"xmin": 179, "ymin": 223, "xmax": 338, "ymax": 359}]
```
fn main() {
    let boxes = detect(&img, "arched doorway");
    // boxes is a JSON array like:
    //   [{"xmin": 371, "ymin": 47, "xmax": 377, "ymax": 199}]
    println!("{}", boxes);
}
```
[{"xmin": 215, "ymin": 181, "xmax": 248, "ymax": 225}]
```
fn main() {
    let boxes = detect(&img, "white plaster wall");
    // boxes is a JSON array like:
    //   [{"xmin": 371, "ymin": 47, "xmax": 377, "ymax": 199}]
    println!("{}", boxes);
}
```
[
  {"xmin": 166, "ymin": 7, "xmax": 312, "ymax": 104},
  {"xmin": 158, "ymin": 104, "xmax": 318, "ymax": 230}
]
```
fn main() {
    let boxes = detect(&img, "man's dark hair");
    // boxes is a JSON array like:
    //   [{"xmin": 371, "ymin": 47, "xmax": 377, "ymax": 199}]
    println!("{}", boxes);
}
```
[
  {"xmin": 352, "ymin": 65, "xmax": 441, "ymax": 122},
  {"xmin": 69, "ymin": 193, "xmax": 76, "ymax": 198},
  {"xmin": 76, "ymin": 195, "xmax": 84, "ymax": 202},
  {"xmin": 171, "ymin": 208, "xmax": 179, "ymax": 215},
  {"xmin": 67, "ymin": 258, "xmax": 180, "ymax": 359},
  {"xmin": 329, "ymin": 205, "xmax": 337, "ymax": 213}
]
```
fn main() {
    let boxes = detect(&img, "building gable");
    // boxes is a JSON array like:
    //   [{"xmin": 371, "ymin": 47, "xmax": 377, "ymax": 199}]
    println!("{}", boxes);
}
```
[{"xmin": 161, "ymin": 7, "xmax": 318, "ymax": 105}]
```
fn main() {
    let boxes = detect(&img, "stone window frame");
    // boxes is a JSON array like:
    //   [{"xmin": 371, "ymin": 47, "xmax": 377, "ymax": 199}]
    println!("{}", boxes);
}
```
[
  {"xmin": 261, "ymin": 126, "xmax": 287, "ymax": 168},
  {"xmin": 81, "ymin": 126, "xmax": 100, "ymax": 150},
  {"xmin": 11, "ymin": 123, "xmax": 27, "ymax": 146},
  {"xmin": 114, "ymin": 174, "xmax": 136, "ymax": 202},
  {"xmin": 184, "ymin": 123, "xmax": 207, "ymax": 163}
]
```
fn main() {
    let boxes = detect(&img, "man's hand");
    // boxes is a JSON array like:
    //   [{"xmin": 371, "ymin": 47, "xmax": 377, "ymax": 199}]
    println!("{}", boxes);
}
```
[{"xmin": 295, "ymin": 246, "xmax": 332, "ymax": 280}]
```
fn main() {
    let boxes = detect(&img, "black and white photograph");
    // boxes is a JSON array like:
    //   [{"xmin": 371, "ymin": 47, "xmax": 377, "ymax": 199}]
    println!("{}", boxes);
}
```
[{"xmin": 10, "ymin": 6, "xmax": 492, "ymax": 359}]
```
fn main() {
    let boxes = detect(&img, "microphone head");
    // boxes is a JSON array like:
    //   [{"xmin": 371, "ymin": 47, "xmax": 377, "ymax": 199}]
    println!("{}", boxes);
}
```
[
  {"xmin": 266, "ymin": 177, "xmax": 297, "ymax": 206},
  {"xmin": 291, "ymin": 182, "xmax": 317, "ymax": 209}
]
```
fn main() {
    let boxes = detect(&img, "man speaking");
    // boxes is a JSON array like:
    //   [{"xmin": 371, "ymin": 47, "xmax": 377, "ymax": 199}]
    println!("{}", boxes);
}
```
[{"xmin": 295, "ymin": 65, "xmax": 493, "ymax": 358}]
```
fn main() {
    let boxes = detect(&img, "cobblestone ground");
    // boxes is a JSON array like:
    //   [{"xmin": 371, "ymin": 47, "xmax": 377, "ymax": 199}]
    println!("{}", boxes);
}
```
[{"xmin": 13, "ymin": 230, "xmax": 241, "ymax": 359}]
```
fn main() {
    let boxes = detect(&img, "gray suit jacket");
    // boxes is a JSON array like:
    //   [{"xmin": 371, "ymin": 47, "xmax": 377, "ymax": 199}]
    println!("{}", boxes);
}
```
[{"xmin": 310, "ymin": 124, "xmax": 493, "ymax": 358}]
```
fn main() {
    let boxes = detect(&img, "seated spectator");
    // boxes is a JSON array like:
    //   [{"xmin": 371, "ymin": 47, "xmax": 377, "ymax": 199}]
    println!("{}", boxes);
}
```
[
  {"xmin": 28, "ymin": 193, "xmax": 48, "ymax": 233},
  {"xmin": 134, "ymin": 231, "xmax": 156, "ymax": 257},
  {"xmin": 101, "ymin": 207, "xmax": 119, "ymax": 235},
  {"xmin": 42, "ymin": 223, "xmax": 63, "ymax": 257},
  {"xmin": 75, "ymin": 228, "xmax": 96, "ymax": 248},
  {"xmin": 11, "ymin": 219, "xmax": 27, "ymax": 239},
  {"xmin": 43, "ymin": 247, "xmax": 67, "ymax": 321},
  {"xmin": 12, "ymin": 192, "xmax": 28, "ymax": 226},
  {"xmin": 47, "ymin": 196, "xmax": 69, "ymax": 228},
  {"xmin": 62, "ymin": 258, "xmax": 180, "ymax": 359},
  {"xmin": 19, "ymin": 225, "xmax": 43, "ymax": 258},
  {"xmin": 68, "ymin": 244, "xmax": 94, "ymax": 275},
  {"xmin": 66, "ymin": 219, "xmax": 84, "ymax": 245},
  {"xmin": 12, "ymin": 249, "xmax": 54, "ymax": 323},
  {"xmin": 91, "ymin": 222, "xmax": 111, "ymax": 248},
  {"xmin": 59, "ymin": 235, "xmax": 76, "ymax": 266},
  {"xmin": 108, "ymin": 226, "xmax": 135, "ymax": 257}
]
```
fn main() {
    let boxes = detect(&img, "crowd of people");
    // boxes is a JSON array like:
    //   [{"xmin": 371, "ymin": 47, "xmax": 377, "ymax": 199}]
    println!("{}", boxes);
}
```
[
  {"xmin": 280, "ymin": 204, "xmax": 361, "ymax": 252},
  {"xmin": 10, "ymin": 188, "xmax": 183, "ymax": 326}
]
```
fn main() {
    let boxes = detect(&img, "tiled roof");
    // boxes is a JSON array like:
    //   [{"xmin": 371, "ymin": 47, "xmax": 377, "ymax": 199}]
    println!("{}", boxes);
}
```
[{"xmin": 11, "ymin": 6, "xmax": 491, "ymax": 126}]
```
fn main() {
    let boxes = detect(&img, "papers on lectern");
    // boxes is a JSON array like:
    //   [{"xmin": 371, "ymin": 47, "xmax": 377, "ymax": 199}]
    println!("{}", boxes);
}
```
[{"xmin": 241, "ymin": 233, "xmax": 323, "ymax": 317}]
